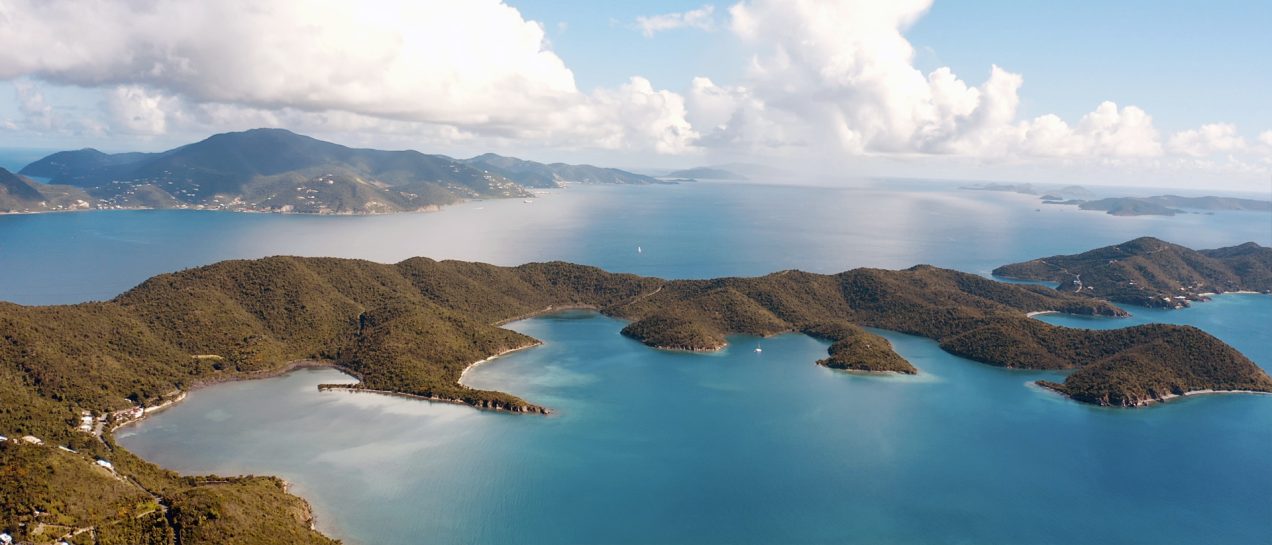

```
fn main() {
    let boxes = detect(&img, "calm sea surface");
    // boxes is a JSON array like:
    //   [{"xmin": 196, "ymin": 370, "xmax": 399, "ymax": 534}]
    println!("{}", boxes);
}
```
[
  {"xmin": 4, "ymin": 179, "xmax": 1269, "ymax": 544},
  {"xmin": 1, "ymin": 181, "xmax": 1269, "ymax": 304}
]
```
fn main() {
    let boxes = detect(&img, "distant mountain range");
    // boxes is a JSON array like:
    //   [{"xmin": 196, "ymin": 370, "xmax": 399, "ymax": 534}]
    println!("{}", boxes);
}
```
[{"xmin": 7, "ymin": 129, "xmax": 661, "ymax": 214}]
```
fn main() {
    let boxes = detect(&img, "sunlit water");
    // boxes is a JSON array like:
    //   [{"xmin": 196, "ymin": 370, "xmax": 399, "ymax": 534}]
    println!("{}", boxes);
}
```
[
  {"xmin": 4, "ymin": 180, "xmax": 1269, "ymax": 544},
  {"xmin": 2, "ymin": 181, "xmax": 1268, "ymax": 304}
]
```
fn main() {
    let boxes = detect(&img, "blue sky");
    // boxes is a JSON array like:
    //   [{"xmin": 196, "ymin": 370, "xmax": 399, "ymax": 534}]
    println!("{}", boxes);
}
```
[{"xmin": 0, "ymin": 0, "xmax": 1269, "ymax": 189}]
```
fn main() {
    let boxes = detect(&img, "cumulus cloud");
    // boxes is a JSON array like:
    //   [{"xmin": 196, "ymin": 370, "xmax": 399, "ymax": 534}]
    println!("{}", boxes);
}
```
[
  {"xmin": 0, "ymin": 0, "xmax": 696, "ymax": 153},
  {"xmin": 635, "ymin": 5, "xmax": 716, "ymax": 37},
  {"xmin": 703, "ymin": 0, "xmax": 1272, "ymax": 187},
  {"xmin": 1167, "ymin": 123, "xmax": 1247, "ymax": 157}
]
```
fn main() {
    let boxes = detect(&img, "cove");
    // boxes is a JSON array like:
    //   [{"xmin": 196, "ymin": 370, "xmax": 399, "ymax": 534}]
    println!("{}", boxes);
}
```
[{"xmin": 118, "ymin": 304, "xmax": 1272, "ymax": 545}]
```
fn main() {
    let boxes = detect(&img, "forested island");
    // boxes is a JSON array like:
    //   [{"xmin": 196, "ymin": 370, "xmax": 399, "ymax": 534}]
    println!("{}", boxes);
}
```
[
  {"xmin": 3, "ymin": 239, "xmax": 1270, "ymax": 543},
  {"xmin": 994, "ymin": 237, "xmax": 1272, "ymax": 308},
  {"xmin": 3, "ymin": 129, "xmax": 659, "ymax": 214}
]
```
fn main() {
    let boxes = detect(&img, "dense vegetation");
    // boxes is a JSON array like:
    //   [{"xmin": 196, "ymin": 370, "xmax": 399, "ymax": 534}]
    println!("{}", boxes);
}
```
[
  {"xmin": 3, "ymin": 244, "xmax": 1269, "ymax": 541},
  {"xmin": 993, "ymin": 237, "xmax": 1272, "ymax": 308}
]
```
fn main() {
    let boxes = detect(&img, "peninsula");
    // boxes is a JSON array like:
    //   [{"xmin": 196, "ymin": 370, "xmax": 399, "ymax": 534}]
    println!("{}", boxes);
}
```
[{"xmin": 3, "ymin": 240, "xmax": 1270, "ymax": 543}]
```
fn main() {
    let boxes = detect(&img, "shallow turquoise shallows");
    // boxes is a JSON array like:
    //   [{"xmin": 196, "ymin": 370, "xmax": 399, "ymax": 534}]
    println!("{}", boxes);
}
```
[{"xmin": 6, "ymin": 179, "xmax": 1269, "ymax": 544}]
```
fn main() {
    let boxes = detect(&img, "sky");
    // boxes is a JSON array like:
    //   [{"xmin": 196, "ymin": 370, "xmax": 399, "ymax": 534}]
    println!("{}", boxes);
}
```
[{"xmin": 0, "ymin": 0, "xmax": 1269, "ymax": 190}]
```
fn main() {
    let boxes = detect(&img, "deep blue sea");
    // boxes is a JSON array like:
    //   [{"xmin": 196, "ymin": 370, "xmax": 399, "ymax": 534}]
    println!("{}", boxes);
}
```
[{"xmin": 3, "ymin": 177, "xmax": 1268, "ymax": 544}]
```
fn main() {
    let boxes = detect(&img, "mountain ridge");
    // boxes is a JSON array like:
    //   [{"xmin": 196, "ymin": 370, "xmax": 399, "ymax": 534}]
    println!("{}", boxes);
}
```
[{"xmin": 13, "ymin": 129, "xmax": 660, "ymax": 214}]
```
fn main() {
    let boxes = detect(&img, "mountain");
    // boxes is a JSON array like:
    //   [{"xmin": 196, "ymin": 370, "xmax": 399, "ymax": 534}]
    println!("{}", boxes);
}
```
[
  {"xmin": 17, "ymin": 129, "xmax": 665, "ymax": 214},
  {"xmin": 993, "ymin": 237, "xmax": 1272, "ymax": 308},
  {"xmin": 665, "ymin": 166, "xmax": 747, "ymax": 180},
  {"xmin": 1052, "ymin": 195, "xmax": 1272, "ymax": 216},
  {"xmin": 462, "ymin": 153, "xmax": 660, "ymax": 187},
  {"xmin": 0, "ymin": 167, "xmax": 94, "ymax": 212}
]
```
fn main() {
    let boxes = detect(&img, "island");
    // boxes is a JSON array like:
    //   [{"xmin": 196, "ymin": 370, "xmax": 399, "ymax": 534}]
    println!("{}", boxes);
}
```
[
  {"xmin": 1045, "ymin": 195, "xmax": 1272, "ymax": 216},
  {"xmin": 993, "ymin": 237, "xmax": 1272, "ymax": 308},
  {"xmin": 5, "ymin": 128, "xmax": 661, "ymax": 215},
  {"xmin": 665, "ymin": 167, "xmax": 748, "ymax": 180},
  {"xmin": 3, "ymin": 241, "xmax": 1270, "ymax": 543}
]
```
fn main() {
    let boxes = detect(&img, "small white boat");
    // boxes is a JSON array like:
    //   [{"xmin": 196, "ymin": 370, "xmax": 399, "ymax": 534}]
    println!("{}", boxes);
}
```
[
  {"xmin": 637, "ymin": 245, "xmax": 643, "ymax": 254},
  {"xmin": 523, "ymin": 199, "xmax": 534, "ymax": 204},
  {"xmin": 754, "ymin": 346, "xmax": 763, "ymax": 353}
]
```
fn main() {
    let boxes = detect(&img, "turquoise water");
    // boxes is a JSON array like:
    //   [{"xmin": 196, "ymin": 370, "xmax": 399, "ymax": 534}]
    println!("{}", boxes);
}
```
[
  {"xmin": 118, "ymin": 305, "xmax": 1272, "ymax": 545},
  {"xmin": 7, "ymin": 181, "xmax": 1270, "ymax": 543},
  {"xmin": 2, "ymin": 182, "xmax": 1269, "ymax": 304}
]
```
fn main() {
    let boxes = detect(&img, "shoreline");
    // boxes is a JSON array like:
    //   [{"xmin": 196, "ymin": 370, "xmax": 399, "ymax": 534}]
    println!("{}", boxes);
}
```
[
  {"xmin": 112, "ymin": 359, "xmax": 340, "ymax": 432},
  {"xmin": 1036, "ymin": 381, "xmax": 1272, "ymax": 407},
  {"xmin": 457, "ymin": 342, "xmax": 545, "ymax": 385},
  {"xmin": 1025, "ymin": 310, "xmax": 1059, "ymax": 318},
  {"xmin": 493, "ymin": 304, "xmax": 599, "ymax": 326}
]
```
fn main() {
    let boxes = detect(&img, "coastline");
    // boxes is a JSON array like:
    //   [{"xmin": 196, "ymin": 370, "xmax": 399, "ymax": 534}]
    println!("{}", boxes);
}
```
[
  {"xmin": 1036, "ymin": 381, "xmax": 1272, "ymax": 407},
  {"xmin": 493, "ymin": 304, "xmax": 599, "ymax": 326},
  {"xmin": 458, "ymin": 341, "xmax": 545, "ymax": 385},
  {"xmin": 1, "ymin": 204, "xmax": 448, "ymax": 217},
  {"xmin": 1025, "ymin": 310, "xmax": 1059, "ymax": 318},
  {"xmin": 112, "ymin": 359, "xmax": 340, "ymax": 432}
]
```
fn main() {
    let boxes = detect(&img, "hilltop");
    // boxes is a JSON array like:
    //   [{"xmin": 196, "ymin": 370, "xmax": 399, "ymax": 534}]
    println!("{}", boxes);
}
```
[
  {"xmin": 16, "ymin": 129, "xmax": 659, "ymax": 214},
  {"xmin": 993, "ymin": 237, "xmax": 1272, "ymax": 308}
]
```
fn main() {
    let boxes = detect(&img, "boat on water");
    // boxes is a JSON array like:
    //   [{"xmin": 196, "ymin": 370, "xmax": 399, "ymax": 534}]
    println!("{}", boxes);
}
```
[
  {"xmin": 754, "ymin": 346, "xmax": 762, "ymax": 353},
  {"xmin": 637, "ymin": 245, "xmax": 643, "ymax": 254}
]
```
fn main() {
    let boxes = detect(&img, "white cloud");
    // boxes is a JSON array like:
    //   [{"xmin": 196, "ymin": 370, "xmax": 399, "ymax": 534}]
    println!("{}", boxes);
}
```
[
  {"xmin": 0, "ymin": 0, "xmax": 695, "ymax": 154},
  {"xmin": 636, "ymin": 5, "xmax": 716, "ymax": 38},
  {"xmin": 707, "ymin": 0, "xmax": 1272, "ymax": 188},
  {"xmin": 1167, "ymin": 123, "xmax": 1247, "ymax": 157},
  {"xmin": 1260, "ymin": 131, "xmax": 1272, "ymax": 148}
]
